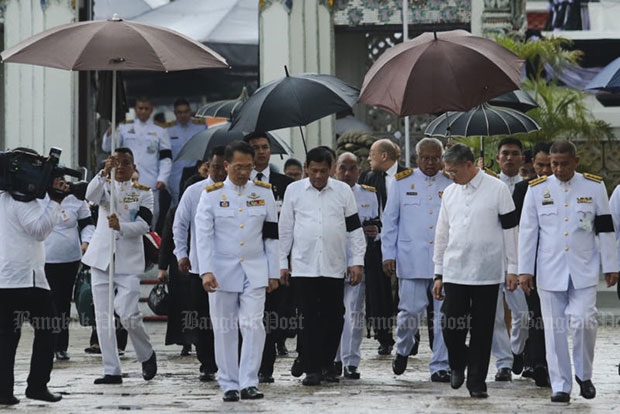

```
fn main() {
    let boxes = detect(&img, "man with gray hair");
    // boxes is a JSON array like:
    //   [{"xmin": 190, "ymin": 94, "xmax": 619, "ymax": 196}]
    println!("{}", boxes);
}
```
[
  {"xmin": 432, "ymin": 144, "xmax": 519, "ymax": 398},
  {"xmin": 382, "ymin": 137, "xmax": 452, "ymax": 382}
]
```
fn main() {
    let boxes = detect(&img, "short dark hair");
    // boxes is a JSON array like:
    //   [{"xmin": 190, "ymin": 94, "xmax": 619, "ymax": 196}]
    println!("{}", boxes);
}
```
[
  {"xmin": 497, "ymin": 137, "xmax": 523, "ymax": 152},
  {"xmin": 224, "ymin": 141, "xmax": 254, "ymax": 163},
  {"xmin": 532, "ymin": 141, "xmax": 552, "ymax": 158},
  {"xmin": 115, "ymin": 147, "xmax": 134, "ymax": 161},
  {"xmin": 245, "ymin": 131, "xmax": 269, "ymax": 141},
  {"xmin": 284, "ymin": 158, "xmax": 302, "ymax": 170},
  {"xmin": 135, "ymin": 96, "xmax": 151, "ymax": 105},
  {"xmin": 443, "ymin": 143, "xmax": 474, "ymax": 164},
  {"xmin": 523, "ymin": 149, "xmax": 532, "ymax": 164},
  {"xmin": 315, "ymin": 145, "xmax": 337, "ymax": 162},
  {"xmin": 173, "ymin": 98, "xmax": 190, "ymax": 108},
  {"xmin": 549, "ymin": 140, "xmax": 577, "ymax": 157},
  {"xmin": 306, "ymin": 147, "xmax": 334, "ymax": 168},
  {"xmin": 206, "ymin": 145, "xmax": 226, "ymax": 162}
]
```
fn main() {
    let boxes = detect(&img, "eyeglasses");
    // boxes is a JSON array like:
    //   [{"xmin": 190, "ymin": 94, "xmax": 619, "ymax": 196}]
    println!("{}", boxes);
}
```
[
  {"xmin": 229, "ymin": 164, "xmax": 254, "ymax": 172},
  {"xmin": 418, "ymin": 156, "xmax": 441, "ymax": 164}
]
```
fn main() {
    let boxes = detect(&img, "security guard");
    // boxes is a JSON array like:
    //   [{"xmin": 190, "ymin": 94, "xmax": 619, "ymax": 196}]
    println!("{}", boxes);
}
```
[
  {"xmin": 518, "ymin": 140, "xmax": 618, "ymax": 403},
  {"xmin": 381, "ymin": 137, "xmax": 451, "ymax": 382},
  {"xmin": 195, "ymin": 141, "xmax": 279, "ymax": 402},
  {"xmin": 102, "ymin": 96, "xmax": 172, "ymax": 229},
  {"xmin": 82, "ymin": 147, "xmax": 157, "ymax": 384}
]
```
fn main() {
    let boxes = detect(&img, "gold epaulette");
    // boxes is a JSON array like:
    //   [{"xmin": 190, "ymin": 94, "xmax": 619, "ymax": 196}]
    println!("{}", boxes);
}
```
[
  {"xmin": 192, "ymin": 118, "xmax": 206, "ymax": 125},
  {"xmin": 443, "ymin": 171, "xmax": 450, "ymax": 178},
  {"xmin": 161, "ymin": 120, "xmax": 177, "ymax": 128},
  {"xmin": 120, "ymin": 119, "xmax": 132, "ymax": 124},
  {"xmin": 132, "ymin": 182, "xmax": 150, "ymax": 191},
  {"xmin": 529, "ymin": 175, "xmax": 547, "ymax": 187},
  {"xmin": 583, "ymin": 172, "xmax": 603, "ymax": 183},
  {"xmin": 484, "ymin": 167, "xmax": 498, "ymax": 178},
  {"xmin": 206, "ymin": 182, "xmax": 224, "ymax": 192},
  {"xmin": 253, "ymin": 180, "xmax": 272, "ymax": 189},
  {"xmin": 360, "ymin": 184, "xmax": 376, "ymax": 192},
  {"xmin": 395, "ymin": 169, "xmax": 413, "ymax": 180}
]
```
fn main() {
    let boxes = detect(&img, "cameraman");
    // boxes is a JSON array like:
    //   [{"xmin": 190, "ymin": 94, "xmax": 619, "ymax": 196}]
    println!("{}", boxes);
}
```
[{"xmin": 0, "ymin": 152, "xmax": 67, "ymax": 405}]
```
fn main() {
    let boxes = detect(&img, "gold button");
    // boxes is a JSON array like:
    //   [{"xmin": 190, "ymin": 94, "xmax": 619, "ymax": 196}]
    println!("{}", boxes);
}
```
[
  {"xmin": 564, "ymin": 232, "xmax": 568, "ymax": 236},
  {"xmin": 429, "ymin": 225, "xmax": 433, "ymax": 229},
  {"xmin": 240, "ymin": 257, "xmax": 244, "ymax": 262},
  {"xmin": 564, "ymin": 188, "xmax": 568, "ymax": 192},
  {"xmin": 564, "ymin": 203, "xmax": 568, "ymax": 207},
  {"xmin": 428, "ymin": 182, "xmax": 432, "ymax": 186},
  {"xmin": 239, "ymin": 208, "xmax": 243, "ymax": 212},
  {"xmin": 240, "ymin": 241, "xmax": 245, "ymax": 246},
  {"xmin": 429, "ymin": 240, "xmax": 433, "ymax": 244},
  {"xmin": 429, "ymin": 210, "xmax": 433, "ymax": 214},
  {"xmin": 428, "ymin": 196, "xmax": 432, "ymax": 200},
  {"xmin": 240, "ymin": 224, "xmax": 244, "ymax": 228},
  {"xmin": 564, "ymin": 217, "xmax": 568, "ymax": 221},
  {"xmin": 565, "ymin": 247, "xmax": 569, "ymax": 251},
  {"xmin": 238, "ymin": 192, "xmax": 242, "ymax": 196}
]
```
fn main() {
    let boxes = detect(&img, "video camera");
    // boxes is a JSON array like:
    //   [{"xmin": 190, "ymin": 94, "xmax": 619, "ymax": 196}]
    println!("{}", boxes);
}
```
[{"xmin": 0, "ymin": 147, "xmax": 83, "ymax": 202}]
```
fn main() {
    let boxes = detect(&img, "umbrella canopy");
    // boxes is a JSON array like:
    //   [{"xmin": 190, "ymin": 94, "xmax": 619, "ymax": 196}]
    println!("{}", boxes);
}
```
[
  {"xmin": 195, "ymin": 87, "xmax": 250, "ymax": 119},
  {"xmin": 488, "ymin": 89, "xmax": 538, "ymax": 112},
  {"xmin": 175, "ymin": 122, "xmax": 292, "ymax": 162},
  {"xmin": 359, "ymin": 30, "xmax": 524, "ymax": 116},
  {"xmin": 584, "ymin": 56, "xmax": 620, "ymax": 92},
  {"xmin": 0, "ymin": 14, "xmax": 228, "ymax": 72},
  {"xmin": 424, "ymin": 103, "xmax": 541, "ymax": 138}
]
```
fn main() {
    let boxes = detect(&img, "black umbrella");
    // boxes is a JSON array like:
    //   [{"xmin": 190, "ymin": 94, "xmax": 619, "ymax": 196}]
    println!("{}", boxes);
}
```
[
  {"xmin": 488, "ymin": 89, "xmax": 538, "ymax": 112},
  {"xmin": 229, "ymin": 67, "xmax": 359, "ymax": 154},
  {"xmin": 175, "ymin": 122, "xmax": 292, "ymax": 162},
  {"xmin": 195, "ymin": 86, "xmax": 249, "ymax": 119}
]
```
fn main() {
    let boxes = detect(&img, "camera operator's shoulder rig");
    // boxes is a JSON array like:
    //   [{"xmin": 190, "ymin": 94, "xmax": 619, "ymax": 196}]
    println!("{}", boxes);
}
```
[
  {"xmin": 395, "ymin": 168, "xmax": 413, "ymax": 181},
  {"xmin": 132, "ymin": 182, "xmax": 151, "ymax": 191}
]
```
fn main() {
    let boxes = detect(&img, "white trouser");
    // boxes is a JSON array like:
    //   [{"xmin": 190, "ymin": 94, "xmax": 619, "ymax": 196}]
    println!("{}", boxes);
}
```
[
  {"xmin": 336, "ymin": 281, "xmax": 365, "ymax": 367},
  {"xmin": 91, "ymin": 268, "xmax": 153, "ymax": 376},
  {"xmin": 538, "ymin": 282, "xmax": 597, "ymax": 394},
  {"xmin": 492, "ymin": 286, "xmax": 530, "ymax": 369},
  {"xmin": 209, "ymin": 286, "xmax": 266, "ymax": 393},
  {"xmin": 395, "ymin": 278, "xmax": 449, "ymax": 374}
]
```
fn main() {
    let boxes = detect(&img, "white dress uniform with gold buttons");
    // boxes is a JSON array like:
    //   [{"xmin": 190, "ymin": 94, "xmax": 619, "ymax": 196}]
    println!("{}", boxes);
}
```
[
  {"xmin": 82, "ymin": 173, "xmax": 155, "ymax": 376},
  {"xmin": 167, "ymin": 120, "xmax": 206, "ymax": 204},
  {"xmin": 382, "ymin": 168, "xmax": 451, "ymax": 374},
  {"xmin": 195, "ymin": 177, "xmax": 279, "ymax": 393},
  {"xmin": 519, "ymin": 173, "xmax": 617, "ymax": 394}
]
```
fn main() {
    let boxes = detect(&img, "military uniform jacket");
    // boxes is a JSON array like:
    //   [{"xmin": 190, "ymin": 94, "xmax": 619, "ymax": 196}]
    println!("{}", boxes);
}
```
[
  {"xmin": 102, "ymin": 120, "xmax": 172, "ymax": 189},
  {"xmin": 82, "ymin": 174, "xmax": 154, "ymax": 275},
  {"xmin": 518, "ymin": 173, "xmax": 617, "ymax": 291},
  {"xmin": 352, "ymin": 184, "xmax": 379, "ymax": 226},
  {"xmin": 382, "ymin": 169, "xmax": 452, "ymax": 279},
  {"xmin": 195, "ymin": 178, "xmax": 279, "ymax": 293}
]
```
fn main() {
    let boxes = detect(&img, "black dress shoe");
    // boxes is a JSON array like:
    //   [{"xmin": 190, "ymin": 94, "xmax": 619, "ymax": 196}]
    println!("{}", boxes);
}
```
[
  {"xmin": 533, "ymin": 366, "xmax": 550, "ymax": 388},
  {"xmin": 276, "ymin": 342, "xmax": 288, "ymax": 356},
  {"xmin": 142, "ymin": 351, "xmax": 157, "ymax": 381},
  {"xmin": 550, "ymin": 392, "xmax": 570, "ymax": 403},
  {"xmin": 450, "ymin": 369, "xmax": 465, "ymax": 389},
  {"xmin": 55, "ymin": 351, "xmax": 70, "ymax": 361},
  {"xmin": 378, "ymin": 343, "xmax": 393, "ymax": 356},
  {"xmin": 470, "ymin": 390, "xmax": 489, "ymax": 398},
  {"xmin": 0, "ymin": 395, "xmax": 19, "ymax": 405},
  {"xmin": 240, "ymin": 386, "xmax": 264, "ymax": 400},
  {"xmin": 180, "ymin": 344, "xmax": 191, "ymax": 356},
  {"xmin": 332, "ymin": 361, "xmax": 343, "ymax": 377},
  {"xmin": 25, "ymin": 387, "xmax": 62, "ymax": 402},
  {"xmin": 576, "ymin": 376, "xmax": 596, "ymax": 399},
  {"xmin": 392, "ymin": 353, "xmax": 408, "ymax": 375},
  {"xmin": 94, "ymin": 374, "xmax": 123, "ymax": 384},
  {"xmin": 223, "ymin": 390, "xmax": 239, "ymax": 402},
  {"xmin": 199, "ymin": 372, "xmax": 216, "ymax": 382},
  {"xmin": 291, "ymin": 358, "xmax": 304, "ymax": 377},
  {"xmin": 321, "ymin": 368, "xmax": 340, "ymax": 383},
  {"xmin": 343, "ymin": 365, "xmax": 360, "ymax": 380},
  {"xmin": 302, "ymin": 373, "xmax": 321, "ymax": 386},
  {"xmin": 258, "ymin": 372, "xmax": 274, "ymax": 383},
  {"xmin": 494, "ymin": 367, "xmax": 512, "ymax": 382},
  {"xmin": 521, "ymin": 366, "xmax": 534, "ymax": 378},
  {"xmin": 512, "ymin": 352, "xmax": 524, "ymax": 375},
  {"xmin": 84, "ymin": 345, "xmax": 101, "ymax": 354},
  {"xmin": 431, "ymin": 370, "xmax": 450, "ymax": 383}
]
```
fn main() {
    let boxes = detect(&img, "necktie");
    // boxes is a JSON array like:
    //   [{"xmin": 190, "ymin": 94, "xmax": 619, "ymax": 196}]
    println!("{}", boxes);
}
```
[{"xmin": 256, "ymin": 172, "xmax": 264, "ymax": 181}]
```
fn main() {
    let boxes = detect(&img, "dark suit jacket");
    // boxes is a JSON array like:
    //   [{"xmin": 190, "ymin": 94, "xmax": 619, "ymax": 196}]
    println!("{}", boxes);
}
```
[
  {"xmin": 513, "ymin": 178, "xmax": 532, "ymax": 223},
  {"xmin": 359, "ymin": 163, "xmax": 407, "ymax": 212},
  {"xmin": 268, "ymin": 170, "xmax": 294, "ymax": 201}
]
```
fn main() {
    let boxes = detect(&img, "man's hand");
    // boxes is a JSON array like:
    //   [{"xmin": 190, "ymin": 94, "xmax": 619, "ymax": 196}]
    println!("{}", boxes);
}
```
[
  {"xmin": 156, "ymin": 181, "xmax": 166, "ymax": 190},
  {"xmin": 506, "ymin": 273, "xmax": 519, "ymax": 292},
  {"xmin": 605, "ymin": 272, "xmax": 619, "ymax": 288},
  {"xmin": 103, "ymin": 155, "xmax": 117, "ymax": 177},
  {"xmin": 80, "ymin": 242, "xmax": 89, "ymax": 255},
  {"xmin": 382, "ymin": 259, "xmax": 396, "ymax": 277},
  {"xmin": 201, "ymin": 272, "xmax": 219, "ymax": 292},
  {"xmin": 157, "ymin": 269, "xmax": 169, "ymax": 283},
  {"xmin": 348, "ymin": 265, "xmax": 363, "ymax": 286},
  {"xmin": 477, "ymin": 157, "xmax": 485, "ymax": 169},
  {"xmin": 280, "ymin": 269, "xmax": 291, "ymax": 286},
  {"xmin": 433, "ymin": 279, "xmax": 444, "ymax": 300},
  {"xmin": 267, "ymin": 278, "xmax": 280, "ymax": 293},
  {"xmin": 107, "ymin": 213, "xmax": 120, "ymax": 231},
  {"xmin": 363, "ymin": 224, "xmax": 378, "ymax": 239},
  {"xmin": 518, "ymin": 273, "xmax": 534, "ymax": 296},
  {"xmin": 178, "ymin": 257, "xmax": 191, "ymax": 274}
]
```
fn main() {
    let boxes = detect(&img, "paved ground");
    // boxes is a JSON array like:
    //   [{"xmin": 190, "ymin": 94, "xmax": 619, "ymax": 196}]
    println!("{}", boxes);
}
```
[{"xmin": 6, "ymin": 321, "xmax": 620, "ymax": 412}]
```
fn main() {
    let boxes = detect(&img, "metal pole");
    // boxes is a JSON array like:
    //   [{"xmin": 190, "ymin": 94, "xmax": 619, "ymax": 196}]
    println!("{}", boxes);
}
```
[
  {"xmin": 402, "ymin": 0, "xmax": 411, "ymax": 167},
  {"xmin": 108, "ymin": 70, "xmax": 117, "ymax": 338}
]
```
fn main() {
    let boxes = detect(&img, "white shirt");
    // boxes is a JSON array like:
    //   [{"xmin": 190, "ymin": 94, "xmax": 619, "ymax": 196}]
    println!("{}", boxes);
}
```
[
  {"xmin": 0, "ymin": 192, "xmax": 60, "ymax": 289},
  {"xmin": 609, "ymin": 184, "xmax": 620, "ymax": 270},
  {"xmin": 384, "ymin": 161, "xmax": 398, "ymax": 199},
  {"xmin": 173, "ymin": 176, "xmax": 214, "ymax": 273},
  {"xmin": 251, "ymin": 167, "xmax": 270, "ymax": 182},
  {"xmin": 433, "ymin": 170, "xmax": 518, "ymax": 285},
  {"xmin": 43, "ymin": 195, "xmax": 95, "ymax": 263},
  {"xmin": 279, "ymin": 177, "xmax": 366, "ymax": 278},
  {"xmin": 499, "ymin": 172, "xmax": 523, "ymax": 195}
]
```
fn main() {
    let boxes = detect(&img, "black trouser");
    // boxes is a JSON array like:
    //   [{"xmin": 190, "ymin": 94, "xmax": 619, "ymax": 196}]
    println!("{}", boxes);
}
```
[
  {"xmin": 188, "ymin": 273, "xmax": 217, "ymax": 374},
  {"xmin": 45, "ymin": 261, "xmax": 80, "ymax": 352},
  {"xmin": 294, "ymin": 276, "xmax": 345, "ymax": 375},
  {"xmin": 523, "ymin": 277, "xmax": 547, "ymax": 369},
  {"xmin": 441, "ymin": 283, "xmax": 499, "ymax": 393},
  {"xmin": 365, "ymin": 241, "xmax": 394, "ymax": 346},
  {"xmin": 90, "ymin": 318, "xmax": 128, "ymax": 350},
  {"xmin": 0, "ymin": 287, "xmax": 55, "ymax": 396},
  {"xmin": 259, "ymin": 284, "xmax": 287, "ymax": 376}
]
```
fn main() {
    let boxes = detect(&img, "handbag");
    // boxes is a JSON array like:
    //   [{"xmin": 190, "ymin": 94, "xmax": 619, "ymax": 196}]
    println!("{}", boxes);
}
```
[
  {"xmin": 74, "ymin": 266, "xmax": 96, "ymax": 326},
  {"xmin": 147, "ymin": 282, "xmax": 169, "ymax": 316}
]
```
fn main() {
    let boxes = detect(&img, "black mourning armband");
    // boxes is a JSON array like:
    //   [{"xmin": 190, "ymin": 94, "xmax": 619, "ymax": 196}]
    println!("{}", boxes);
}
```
[
  {"xmin": 345, "ymin": 213, "xmax": 362, "ymax": 232},
  {"xmin": 77, "ymin": 217, "xmax": 94, "ymax": 233},
  {"xmin": 262, "ymin": 221, "xmax": 279, "ymax": 239},
  {"xmin": 159, "ymin": 149, "xmax": 172, "ymax": 160},
  {"xmin": 595, "ymin": 214, "xmax": 614, "ymax": 234},
  {"xmin": 138, "ymin": 206, "xmax": 153, "ymax": 226},
  {"xmin": 499, "ymin": 210, "xmax": 518, "ymax": 229}
]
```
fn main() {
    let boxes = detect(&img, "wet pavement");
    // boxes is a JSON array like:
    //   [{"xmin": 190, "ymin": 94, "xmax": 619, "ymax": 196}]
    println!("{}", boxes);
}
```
[{"xmin": 6, "ymin": 320, "xmax": 620, "ymax": 412}]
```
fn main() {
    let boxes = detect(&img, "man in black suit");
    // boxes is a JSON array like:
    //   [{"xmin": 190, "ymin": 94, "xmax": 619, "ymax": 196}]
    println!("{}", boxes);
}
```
[
  {"xmin": 512, "ymin": 141, "xmax": 552, "ymax": 388},
  {"xmin": 246, "ymin": 132, "xmax": 294, "ymax": 383}
]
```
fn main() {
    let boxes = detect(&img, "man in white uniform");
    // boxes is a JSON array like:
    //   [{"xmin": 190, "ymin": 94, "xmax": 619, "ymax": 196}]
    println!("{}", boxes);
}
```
[
  {"xmin": 518, "ymin": 140, "xmax": 618, "ymax": 403},
  {"xmin": 196, "ymin": 141, "xmax": 279, "ymax": 402},
  {"xmin": 82, "ymin": 148, "xmax": 157, "ymax": 385}
]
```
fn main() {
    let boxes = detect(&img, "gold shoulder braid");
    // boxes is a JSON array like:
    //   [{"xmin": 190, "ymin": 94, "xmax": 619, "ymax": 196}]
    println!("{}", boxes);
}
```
[
  {"xmin": 395, "ymin": 169, "xmax": 413, "ymax": 180},
  {"xmin": 206, "ymin": 182, "xmax": 224, "ymax": 192},
  {"xmin": 132, "ymin": 182, "xmax": 150, "ymax": 191},
  {"xmin": 253, "ymin": 180, "xmax": 272, "ymax": 189},
  {"xmin": 583, "ymin": 173, "xmax": 603, "ymax": 183},
  {"xmin": 529, "ymin": 176, "xmax": 547, "ymax": 187},
  {"xmin": 360, "ymin": 184, "xmax": 376, "ymax": 192}
]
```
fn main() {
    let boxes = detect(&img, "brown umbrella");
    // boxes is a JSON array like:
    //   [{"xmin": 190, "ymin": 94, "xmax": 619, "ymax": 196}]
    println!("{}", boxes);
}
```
[{"xmin": 359, "ymin": 30, "xmax": 524, "ymax": 116}]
